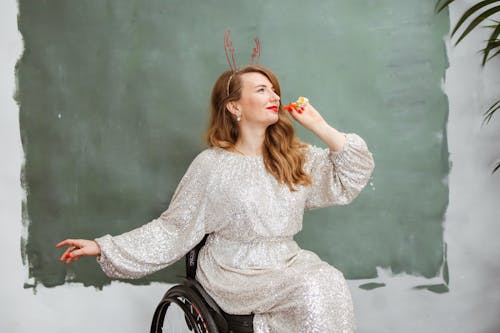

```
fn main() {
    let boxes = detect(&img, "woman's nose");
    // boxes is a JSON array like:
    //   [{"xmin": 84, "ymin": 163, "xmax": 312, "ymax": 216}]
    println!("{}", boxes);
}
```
[{"xmin": 271, "ymin": 91, "xmax": 280, "ymax": 101}]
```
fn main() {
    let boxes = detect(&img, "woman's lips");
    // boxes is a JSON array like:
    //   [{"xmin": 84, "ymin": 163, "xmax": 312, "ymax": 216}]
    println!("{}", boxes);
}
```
[{"xmin": 266, "ymin": 106, "xmax": 279, "ymax": 113}]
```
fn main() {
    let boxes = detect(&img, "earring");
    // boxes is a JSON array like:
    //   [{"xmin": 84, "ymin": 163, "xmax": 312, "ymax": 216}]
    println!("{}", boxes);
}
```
[{"xmin": 236, "ymin": 113, "xmax": 241, "ymax": 122}]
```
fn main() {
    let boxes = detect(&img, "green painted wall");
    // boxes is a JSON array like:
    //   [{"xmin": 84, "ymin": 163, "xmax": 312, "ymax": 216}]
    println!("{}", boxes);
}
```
[{"xmin": 18, "ymin": 0, "xmax": 449, "ymax": 289}]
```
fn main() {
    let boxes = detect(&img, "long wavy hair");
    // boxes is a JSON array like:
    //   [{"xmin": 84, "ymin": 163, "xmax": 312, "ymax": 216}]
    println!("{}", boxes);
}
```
[{"xmin": 205, "ymin": 65, "xmax": 312, "ymax": 191}]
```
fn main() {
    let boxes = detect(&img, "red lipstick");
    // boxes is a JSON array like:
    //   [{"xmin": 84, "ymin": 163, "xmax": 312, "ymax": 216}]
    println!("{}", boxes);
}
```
[{"xmin": 266, "ymin": 106, "xmax": 279, "ymax": 113}]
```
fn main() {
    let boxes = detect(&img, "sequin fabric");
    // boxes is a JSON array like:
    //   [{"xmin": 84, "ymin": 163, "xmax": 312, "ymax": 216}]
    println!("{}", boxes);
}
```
[{"xmin": 95, "ymin": 133, "xmax": 374, "ymax": 333}]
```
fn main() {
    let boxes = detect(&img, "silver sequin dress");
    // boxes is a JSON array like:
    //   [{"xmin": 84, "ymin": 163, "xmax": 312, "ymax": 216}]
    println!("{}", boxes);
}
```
[{"xmin": 95, "ymin": 132, "xmax": 375, "ymax": 333}]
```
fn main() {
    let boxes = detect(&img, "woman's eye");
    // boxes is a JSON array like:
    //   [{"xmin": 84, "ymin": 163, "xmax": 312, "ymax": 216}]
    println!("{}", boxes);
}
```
[{"xmin": 257, "ymin": 88, "xmax": 265, "ymax": 92}]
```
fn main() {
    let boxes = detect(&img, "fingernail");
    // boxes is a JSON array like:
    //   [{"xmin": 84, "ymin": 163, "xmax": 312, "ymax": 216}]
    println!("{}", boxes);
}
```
[{"xmin": 65, "ymin": 253, "xmax": 71, "ymax": 259}]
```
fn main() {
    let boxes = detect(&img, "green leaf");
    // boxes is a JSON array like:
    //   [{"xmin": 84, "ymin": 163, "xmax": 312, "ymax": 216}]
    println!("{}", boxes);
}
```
[
  {"xmin": 435, "ymin": 0, "xmax": 457, "ymax": 14},
  {"xmin": 483, "ymin": 18, "xmax": 500, "ymax": 28},
  {"xmin": 493, "ymin": 162, "xmax": 500, "ymax": 174},
  {"xmin": 482, "ymin": 24, "xmax": 500, "ymax": 64},
  {"xmin": 478, "ymin": 40, "xmax": 500, "ymax": 61},
  {"xmin": 482, "ymin": 100, "xmax": 500, "ymax": 126},
  {"xmin": 450, "ymin": 0, "xmax": 499, "ymax": 37},
  {"xmin": 454, "ymin": 5, "xmax": 500, "ymax": 45},
  {"xmin": 486, "ymin": 47, "xmax": 500, "ymax": 60},
  {"xmin": 482, "ymin": 45, "xmax": 500, "ymax": 64},
  {"xmin": 480, "ymin": 39, "xmax": 500, "ymax": 49}
]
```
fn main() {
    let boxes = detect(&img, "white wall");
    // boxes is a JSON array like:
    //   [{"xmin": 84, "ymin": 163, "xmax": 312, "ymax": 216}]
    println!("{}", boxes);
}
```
[{"xmin": 1, "ymin": 1, "xmax": 499, "ymax": 332}]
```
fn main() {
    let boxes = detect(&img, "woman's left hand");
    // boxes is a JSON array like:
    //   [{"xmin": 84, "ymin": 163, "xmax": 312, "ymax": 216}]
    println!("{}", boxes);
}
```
[
  {"xmin": 285, "ymin": 99, "xmax": 327, "ymax": 132},
  {"xmin": 56, "ymin": 238, "xmax": 101, "ymax": 264},
  {"xmin": 285, "ymin": 98, "xmax": 347, "ymax": 152}
]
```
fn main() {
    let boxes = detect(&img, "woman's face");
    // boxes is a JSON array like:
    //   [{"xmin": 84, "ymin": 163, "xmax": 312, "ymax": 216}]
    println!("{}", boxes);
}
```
[{"xmin": 235, "ymin": 72, "xmax": 281, "ymax": 128}]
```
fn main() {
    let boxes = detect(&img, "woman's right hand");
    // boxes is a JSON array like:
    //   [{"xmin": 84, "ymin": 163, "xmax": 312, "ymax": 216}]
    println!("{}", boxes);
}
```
[{"xmin": 56, "ymin": 239, "xmax": 101, "ymax": 264}]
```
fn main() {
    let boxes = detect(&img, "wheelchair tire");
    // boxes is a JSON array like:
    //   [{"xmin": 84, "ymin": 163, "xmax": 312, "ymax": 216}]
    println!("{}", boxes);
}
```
[{"xmin": 150, "ymin": 284, "xmax": 219, "ymax": 333}]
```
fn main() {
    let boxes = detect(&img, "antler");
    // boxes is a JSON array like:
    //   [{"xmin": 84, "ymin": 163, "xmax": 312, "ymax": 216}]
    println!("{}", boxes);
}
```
[
  {"xmin": 251, "ymin": 36, "xmax": 261, "ymax": 65},
  {"xmin": 224, "ymin": 29, "xmax": 237, "ymax": 71}
]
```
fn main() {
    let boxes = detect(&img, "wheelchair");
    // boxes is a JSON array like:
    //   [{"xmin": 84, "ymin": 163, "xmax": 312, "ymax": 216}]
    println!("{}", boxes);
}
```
[{"xmin": 150, "ymin": 235, "xmax": 254, "ymax": 333}]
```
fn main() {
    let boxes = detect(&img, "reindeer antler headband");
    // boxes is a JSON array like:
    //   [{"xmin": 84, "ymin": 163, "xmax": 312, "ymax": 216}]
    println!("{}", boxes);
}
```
[{"xmin": 224, "ymin": 29, "xmax": 261, "ymax": 97}]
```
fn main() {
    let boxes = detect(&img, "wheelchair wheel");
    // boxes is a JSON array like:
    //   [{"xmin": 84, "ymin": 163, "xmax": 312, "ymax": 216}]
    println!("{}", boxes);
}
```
[{"xmin": 150, "ymin": 285, "xmax": 219, "ymax": 333}]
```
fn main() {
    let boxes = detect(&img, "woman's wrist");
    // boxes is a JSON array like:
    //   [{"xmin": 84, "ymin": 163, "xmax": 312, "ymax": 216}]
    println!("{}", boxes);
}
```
[
  {"xmin": 309, "ymin": 120, "xmax": 330, "ymax": 136},
  {"xmin": 312, "ymin": 122, "xmax": 347, "ymax": 153},
  {"xmin": 92, "ymin": 239, "xmax": 102, "ymax": 256}
]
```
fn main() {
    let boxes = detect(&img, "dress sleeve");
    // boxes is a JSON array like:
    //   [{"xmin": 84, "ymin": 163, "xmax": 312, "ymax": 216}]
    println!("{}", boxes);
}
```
[
  {"xmin": 304, "ymin": 133, "xmax": 375, "ymax": 210},
  {"xmin": 94, "ymin": 151, "xmax": 215, "ymax": 279}
]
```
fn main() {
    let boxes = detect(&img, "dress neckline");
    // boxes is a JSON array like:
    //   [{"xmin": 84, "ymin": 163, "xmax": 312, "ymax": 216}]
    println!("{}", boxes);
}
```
[{"xmin": 215, "ymin": 147, "xmax": 263, "ymax": 160}]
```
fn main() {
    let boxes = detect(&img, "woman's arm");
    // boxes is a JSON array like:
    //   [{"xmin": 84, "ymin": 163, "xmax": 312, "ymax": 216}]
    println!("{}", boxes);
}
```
[
  {"xmin": 309, "ymin": 122, "xmax": 347, "ymax": 153},
  {"xmin": 286, "ymin": 98, "xmax": 346, "ymax": 152},
  {"xmin": 287, "ymin": 99, "xmax": 374, "ymax": 210},
  {"xmin": 56, "ymin": 150, "xmax": 217, "ymax": 279}
]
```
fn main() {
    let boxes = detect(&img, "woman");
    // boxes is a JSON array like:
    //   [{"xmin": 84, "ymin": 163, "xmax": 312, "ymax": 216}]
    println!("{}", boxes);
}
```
[{"xmin": 57, "ymin": 65, "xmax": 375, "ymax": 332}]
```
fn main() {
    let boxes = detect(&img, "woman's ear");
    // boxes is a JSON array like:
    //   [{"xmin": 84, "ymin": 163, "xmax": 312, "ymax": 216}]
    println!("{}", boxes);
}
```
[{"xmin": 226, "ymin": 102, "xmax": 240, "ymax": 116}]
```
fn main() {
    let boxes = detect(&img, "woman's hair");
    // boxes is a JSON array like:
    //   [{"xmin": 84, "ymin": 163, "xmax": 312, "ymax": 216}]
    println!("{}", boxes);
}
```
[{"xmin": 205, "ymin": 65, "xmax": 312, "ymax": 191}]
